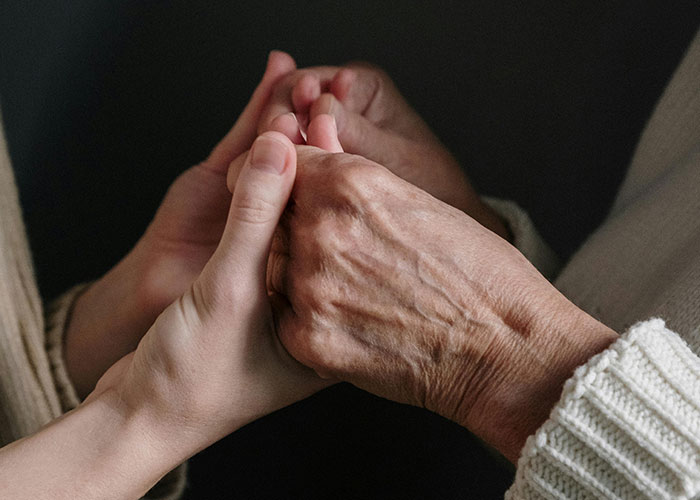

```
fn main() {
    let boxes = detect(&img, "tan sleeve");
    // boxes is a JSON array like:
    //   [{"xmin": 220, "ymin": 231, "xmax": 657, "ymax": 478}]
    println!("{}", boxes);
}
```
[
  {"xmin": 482, "ymin": 197, "xmax": 561, "ymax": 281},
  {"xmin": 44, "ymin": 284, "xmax": 89, "ymax": 412}
]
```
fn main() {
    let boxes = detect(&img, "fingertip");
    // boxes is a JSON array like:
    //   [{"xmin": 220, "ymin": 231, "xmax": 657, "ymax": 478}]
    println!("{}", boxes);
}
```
[
  {"xmin": 309, "ymin": 93, "xmax": 338, "ymax": 118},
  {"xmin": 266, "ymin": 50, "xmax": 297, "ymax": 77},
  {"xmin": 330, "ymin": 68, "xmax": 356, "ymax": 101},
  {"xmin": 251, "ymin": 131, "xmax": 297, "ymax": 176},
  {"xmin": 307, "ymin": 114, "xmax": 343, "ymax": 153},
  {"xmin": 292, "ymin": 73, "xmax": 321, "ymax": 113},
  {"xmin": 309, "ymin": 94, "xmax": 345, "ymax": 136},
  {"xmin": 269, "ymin": 113, "xmax": 306, "ymax": 144}
]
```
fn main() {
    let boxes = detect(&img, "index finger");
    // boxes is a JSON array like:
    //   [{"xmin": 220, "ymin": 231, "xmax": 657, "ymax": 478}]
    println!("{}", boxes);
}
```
[{"xmin": 258, "ymin": 66, "xmax": 344, "ymax": 137}]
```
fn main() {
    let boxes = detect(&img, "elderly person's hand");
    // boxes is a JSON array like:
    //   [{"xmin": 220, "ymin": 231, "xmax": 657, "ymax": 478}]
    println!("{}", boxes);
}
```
[
  {"xmin": 256, "ymin": 57, "xmax": 509, "ymax": 240},
  {"xmin": 265, "ymin": 116, "xmax": 616, "ymax": 463}
]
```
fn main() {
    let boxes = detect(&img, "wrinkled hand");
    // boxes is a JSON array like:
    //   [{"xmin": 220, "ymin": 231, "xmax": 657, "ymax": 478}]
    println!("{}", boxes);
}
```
[
  {"xmin": 66, "ymin": 52, "xmax": 297, "ymax": 397},
  {"xmin": 266, "ymin": 116, "xmax": 616, "ymax": 462},
  {"xmin": 91, "ymin": 132, "xmax": 329, "ymax": 453},
  {"xmin": 257, "ymin": 58, "xmax": 509, "ymax": 239}
]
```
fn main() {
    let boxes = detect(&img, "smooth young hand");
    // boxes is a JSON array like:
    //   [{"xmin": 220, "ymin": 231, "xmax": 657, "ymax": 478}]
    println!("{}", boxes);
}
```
[
  {"xmin": 65, "ymin": 51, "xmax": 297, "ymax": 398},
  {"xmin": 0, "ymin": 132, "xmax": 328, "ymax": 500},
  {"xmin": 92, "ymin": 131, "xmax": 329, "ymax": 467}
]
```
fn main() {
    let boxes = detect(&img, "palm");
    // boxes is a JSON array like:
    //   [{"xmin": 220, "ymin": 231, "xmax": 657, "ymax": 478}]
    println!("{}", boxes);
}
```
[
  {"xmin": 131, "ymin": 51, "xmax": 298, "ymax": 313},
  {"xmin": 139, "ymin": 164, "xmax": 231, "ymax": 310}
]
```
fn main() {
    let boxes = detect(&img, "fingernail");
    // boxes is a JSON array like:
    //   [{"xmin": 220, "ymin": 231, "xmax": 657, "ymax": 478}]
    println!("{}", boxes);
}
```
[
  {"xmin": 327, "ymin": 107, "xmax": 341, "ymax": 133},
  {"xmin": 251, "ymin": 136, "xmax": 287, "ymax": 174},
  {"xmin": 322, "ymin": 96, "xmax": 335, "ymax": 115}
]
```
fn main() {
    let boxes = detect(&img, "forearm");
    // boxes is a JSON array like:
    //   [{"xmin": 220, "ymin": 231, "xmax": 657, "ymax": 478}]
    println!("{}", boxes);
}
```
[
  {"xmin": 437, "ymin": 283, "xmax": 618, "ymax": 464},
  {"xmin": 0, "ymin": 390, "xmax": 186, "ymax": 500},
  {"xmin": 466, "ymin": 301, "xmax": 617, "ymax": 463},
  {"xmin": 65, "ymin": 243, "xmax": 163, "ymax": 399}
]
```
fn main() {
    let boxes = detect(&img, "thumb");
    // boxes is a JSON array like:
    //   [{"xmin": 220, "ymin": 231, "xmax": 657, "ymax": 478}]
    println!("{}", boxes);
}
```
[{"xmin": 214, "ymin": 131, "xmax": 296, "ymax": 280}]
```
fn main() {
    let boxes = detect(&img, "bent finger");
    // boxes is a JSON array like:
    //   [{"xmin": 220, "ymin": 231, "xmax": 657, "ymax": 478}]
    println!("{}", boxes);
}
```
[
  {"xmin": 310, "ymin": 93, "xmax": 401, "ymax": 165},
  {"xmin": 306, "ymin": 113, "xmax": 343, "ymax": 153}
]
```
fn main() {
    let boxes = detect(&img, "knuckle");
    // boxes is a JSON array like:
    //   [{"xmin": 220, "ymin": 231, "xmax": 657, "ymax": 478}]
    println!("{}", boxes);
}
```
[
  {"xmin": 231, "ymin": 194, "xmax": 278, "ymax": 225},
  {"xmin": 311, "ymin": 216, "xmax": 342, "ymax": 253},
  {"xmin": 295, "ymin": 146, "xmax": 328, "ymax": 170},
  {"xmin": 334, "ymin": 158, "xmax": 378, "ymax": 192}
]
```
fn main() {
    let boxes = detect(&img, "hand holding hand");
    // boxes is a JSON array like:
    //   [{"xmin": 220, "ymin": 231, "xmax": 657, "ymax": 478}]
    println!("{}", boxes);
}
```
[
  {"xmin": 65, "ymin": 52, "xmax": 298, "ymax": 397},
  {"xmin": 257, "ymin": 59, "xmax": 509, "ymax": 239},
  {"xmin": 92, "ymin": 132, "xmax": 328, "ymax": 458},
  {"xmin": 268, "ymin": 116, "xmax": 616, "ymax": 462}
]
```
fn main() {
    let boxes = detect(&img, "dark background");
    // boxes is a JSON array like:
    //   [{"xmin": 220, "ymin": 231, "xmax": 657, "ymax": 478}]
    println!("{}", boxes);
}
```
[{"xmin": 1, "ymin": 1, "xmax": 698, "ymax": 498}]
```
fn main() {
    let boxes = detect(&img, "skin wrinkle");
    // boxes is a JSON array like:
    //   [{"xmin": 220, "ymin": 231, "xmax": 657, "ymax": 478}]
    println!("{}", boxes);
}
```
[
  {"xmin": 331, "ymin": 199, "xmax": 507, "ymax": 415},
  {"xmin": 319, "ymin": 230, "xmax": 447, "ymax": 405},
  {"xmin": 313, "ymin": 167, "xmax": 511, "ymax": 414},
  {"xmin": 275, "ymin": 136, "xmax": 617, "ymax": 462}
]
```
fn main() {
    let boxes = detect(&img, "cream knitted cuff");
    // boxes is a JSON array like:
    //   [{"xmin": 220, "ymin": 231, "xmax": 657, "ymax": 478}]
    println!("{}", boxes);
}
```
[
  {"xmin": 482, "ymin": 197, "xmax": 560, "ymax": 281},
  {"xmin": 506, "ymin": 319, "xmax": 700, "ymax": 500}
]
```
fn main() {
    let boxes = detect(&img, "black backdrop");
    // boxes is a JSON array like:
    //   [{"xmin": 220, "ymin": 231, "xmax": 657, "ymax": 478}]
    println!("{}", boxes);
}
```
[{"xmin": 1, "ymin": 1, "xmax": 699, "ymax": 498}]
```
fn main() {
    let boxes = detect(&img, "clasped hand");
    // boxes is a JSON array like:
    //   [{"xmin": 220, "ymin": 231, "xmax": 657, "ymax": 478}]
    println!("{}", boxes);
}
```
[{"xmin": 85, "ymin": 52, "xmax": 616, "ymax": 469}]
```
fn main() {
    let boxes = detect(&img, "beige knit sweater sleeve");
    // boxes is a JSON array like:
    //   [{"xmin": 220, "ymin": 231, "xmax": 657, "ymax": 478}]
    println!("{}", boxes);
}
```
[
  {"xmin": 486, "ymin": 199, "xmax": 700, "ymax": 500},
  {"xmin": 0, "ymin": 111, "xmax": 185, "ymax": 499},
  {"xmin": 489, "ymin": 29, "xmax": 700, "ymax": 499}
]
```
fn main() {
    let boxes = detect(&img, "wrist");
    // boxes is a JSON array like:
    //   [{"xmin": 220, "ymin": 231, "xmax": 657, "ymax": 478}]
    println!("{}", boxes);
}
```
[
  {"xmin": 445, "ymin": 285, "xmax": 617, "ymax": 463},
  {"xmin": 65, "ymin": 243, "xmax": 162, "ymax": 398},
  {"xmin": 0, "ymin": 386, "xmax": 184, "ymax": 499}
]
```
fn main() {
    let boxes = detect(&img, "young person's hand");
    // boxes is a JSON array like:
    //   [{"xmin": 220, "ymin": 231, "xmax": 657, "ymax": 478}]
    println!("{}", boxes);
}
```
[
  {"xmin": 0, "ymin": 132, "xmax": 328, "ymax": 500},
  {"xmin": 65, "ymin": 52, "xmax": 297, "ymax": 398},
  {"xmin": 257, "ymin": 58, "xmax": 509, "ymax": 240},
  {"xmin": 93, "ymin": 130, "xmax": 328, "ymax": 448}
]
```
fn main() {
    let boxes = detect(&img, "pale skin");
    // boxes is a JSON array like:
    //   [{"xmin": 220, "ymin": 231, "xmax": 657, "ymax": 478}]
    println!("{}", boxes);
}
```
[
  {"xmin": 251, "ymin": 62, "xmax": 618, "ymax": 463},
  {"xmin": 0, "ymin": 53, "xmax": 332, "ymax": 498},
  {"xmin": 64, "ymin": 51, "xmax": 298, "ymax": 398},
  {"xmin": 0, "ymin": 51, "xmax": 617, "ymax": 497},
  {"xmin": 0, "ymin": 129, "xmax": 330, "ymax": 499}
]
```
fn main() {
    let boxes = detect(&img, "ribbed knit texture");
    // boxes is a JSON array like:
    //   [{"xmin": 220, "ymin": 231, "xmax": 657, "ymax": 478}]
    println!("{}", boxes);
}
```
[{"xmin": 507, "ymin": 319, "xmax": 700, "ymax": 500}]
